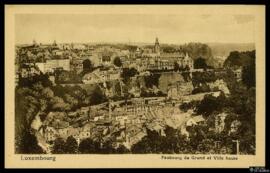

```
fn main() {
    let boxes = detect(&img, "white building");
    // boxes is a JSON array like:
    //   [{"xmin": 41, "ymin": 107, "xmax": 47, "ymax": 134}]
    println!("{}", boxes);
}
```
[{"xmin": 36, "ymin": 59, "xmax": 70, "ymax": 73}]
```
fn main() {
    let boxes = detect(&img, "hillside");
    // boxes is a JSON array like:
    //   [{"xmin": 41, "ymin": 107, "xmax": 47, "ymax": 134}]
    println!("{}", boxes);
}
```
[
  {"xmin": 207, "ymin": 42, "xmax": 255, "ymax": 58},
  {"xmin": 223, "ymin": 50, "xmax": 255, "ymax": 68}
]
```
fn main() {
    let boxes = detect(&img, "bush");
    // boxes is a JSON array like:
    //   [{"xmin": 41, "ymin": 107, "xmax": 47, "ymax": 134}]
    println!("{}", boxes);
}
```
[
  {"xmin": 196, "ymin": 94, "xmax": 225, "ymax": 117},
  {"xmin": 179, "ymin": 100, "xmax": 199, "ymax": 112},
  {"xmin": 192, "ymin": 83, "xmax": 210, "ymax": 94}
]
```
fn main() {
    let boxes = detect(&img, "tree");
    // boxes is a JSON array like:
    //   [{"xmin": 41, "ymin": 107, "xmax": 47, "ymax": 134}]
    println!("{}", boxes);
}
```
[
  {"xmin": 131, "ymin": 136, "xmax": 153, "ymax": 154},
  {"xmin": 194, "ymin": 57, "xmax": 208, "ymax": 69},
  {"xmin": 41, "ymin": 87, "xmax": 54, "ymax": 99},
  {"xmin": 174, "ymin": 62, "xmax": 180, "ymax": 71},
  {"xmin": 90, "ymin": 86, "xmax": 107, "ymax": 105},
  {"xmin": 186, "ymin": 125, "xmax": 207, "ymax": 152},
  {"xmin": 18, "ymin": 73, "xmax": 52, "ymax": 88},
  {"xmin": 197, "ymin": 138, "xmax": 215, "ymax": 154},
  {"xmin": 192, "ymin": 83, "xmax": 211, "ymax": 94},
  {"xmin": 100, "ymin": 140, "xmax": 115, "ymax": 154},
  {"xmin": 115, "ymin": 144, "xmax": 130, "ymax": 154},
  {"xmin": 113, "ymin": 57, "xmax": 122, "ymax": 67},
  {"xmin": 16, "ymin": 131, "xmax": 44, "ymax": 154},
  {"xmin": 71, "ymin": 85, "xmax": 88, "ymax": 100},
  {"xmin": 64, "ymin": 94, "xmax": 79, "ymax": 110},
  {"xmin": 52, "ymin": 137, "xmax": 66, "ymax": 154},
  {"xmin": 114, "ymin": 82, "xmax": 122, "ymax": 97},
  {"xmin": 65, "ymin": 136, "xmax": 78, "ymax": 154},
  {"xmin": 144, "ymin": 73, "xmax": 160, "ymax": 88},
  {"xmin": 162, "ymin": 46, "xmax": 177, "ymax": 53},
  {"xmin": 181, "ymin": 43, "xmax": 213, "ymax": 62},
  {"xmin": 161, "ymin": 126, "xmax": 180, "ymax": 153},
  {"xmin": 131, "ymin": 127, "xmax": 189, "ymax": 154},
  {"xmin": 242, "ymin": 63, "xmax": 255, "ymax": 89},
  {"xmin": 50, "ymin": 96, "xmax": 71, "ymax": 111},
  {"xmin": 196, "ymin": 94, "xmax": 225, "ymax": 117},
  {"xmin": 83, "ymin": 59, "xmax": 94, "ymax": 72},
  {"xmin": 55, "ymin": 70, "xmax": 70, "ymax": 84},
  {"xmin": 79, "ymin": 138, "xmax": 100, "ymax": 153},
  {"xmin": 121, "ymin": 68, "xmax": 138, "ymax": 84},
  {"xmin": 179, "ymin": 100, "xmax": 199, "ymax": 112},
  {"xmin": 224, "ymin": 50, "xmax": 255, "ymax": 68}
]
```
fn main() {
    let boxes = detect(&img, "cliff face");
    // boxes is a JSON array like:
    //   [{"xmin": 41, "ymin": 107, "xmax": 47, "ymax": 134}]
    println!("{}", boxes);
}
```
[{"xmin": 158, "ymin": 72, "xmax": 185, "ymax": 93}]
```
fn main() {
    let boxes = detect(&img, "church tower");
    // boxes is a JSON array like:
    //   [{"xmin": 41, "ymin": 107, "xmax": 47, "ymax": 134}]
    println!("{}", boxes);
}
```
[
  {"xmin": 154, "ymin": 37, "xmax": 160, "ymax": 54},
  {"xmin": 33, "ymin": 39, "xmax": 38, "ymax": 47},
  {"xmin": 53, "ymin": 40, "xmax": 57, "ymax": 46}
]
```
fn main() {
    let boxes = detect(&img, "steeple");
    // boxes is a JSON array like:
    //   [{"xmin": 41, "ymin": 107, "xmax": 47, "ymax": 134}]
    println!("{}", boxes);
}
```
[
  {"xmin": 53, "ymin": 40, "xmax": 57, "ymax": 46},
  {"xmin": 33, "ymin": 39, "xmax": 38, "ymax": 47},
  {"xmin": 155, "ymin": 37, "xmax": 159, "ymax": 44},
  {"xmin": 154, "ymin": 37, "xmax": 160, "ymax": 54}
]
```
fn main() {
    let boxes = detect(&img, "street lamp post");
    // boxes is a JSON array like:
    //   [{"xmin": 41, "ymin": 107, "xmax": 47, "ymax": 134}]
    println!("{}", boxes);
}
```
[{"xmin": 232, "ymin": 139, "xmax": 239, "ymax": 155}]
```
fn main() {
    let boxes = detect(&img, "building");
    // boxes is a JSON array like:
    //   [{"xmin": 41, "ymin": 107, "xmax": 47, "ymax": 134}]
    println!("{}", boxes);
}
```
[
  {"xmin": 141, "ymin": 38, "xmax": 194, "ymax": 71},
  {"xmin": 52, "ymin": 50, "xmax": 64, "ymax": 56},
  {"xmin": 44, "ymin": 126, "xmax": 57, "ymax": 142},
  {"xmin": 45, "ymin": 59, "xmax": 70, "ymax": 72},
  {"xmin": 178, "ymin": 53, "xmax": 194, "ymax": 70},
  {"xmin": 82, "ymin": 70, "xmax": 103, "ymax": 84},
  {"xmin": 82, "ymin": 68, "xmax": 121, "ymax": 84},
  {"xmin": 72, "ymin": 44, "xmax": 86, "ymax": 50},
  {"xmin": 36, "ymin": 59, "xmax": 70, "ymax": 73},
  {"xmin": 101, "ymin": 55, "xmax": 111, "ymax": 66},
  {"xmin": 35, "ymin": 62, "xmax": 46, "ymax": 73},
  {"xmin": 71, "ymin": 59, "xmax": 84, "ymax": 73},
  {"xmin": 154, "ymin": 37, "xmax": 161, "ymax": 55}
]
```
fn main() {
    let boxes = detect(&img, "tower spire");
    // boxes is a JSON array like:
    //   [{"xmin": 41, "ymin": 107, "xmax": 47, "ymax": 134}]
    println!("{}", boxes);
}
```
[
  {"xmin": 155, "ymin": 37, "xmax": 159, "ymax": 44},
  {"xmin": 154, "ymin": 37, "xmax": 160, "ymax": 54}
]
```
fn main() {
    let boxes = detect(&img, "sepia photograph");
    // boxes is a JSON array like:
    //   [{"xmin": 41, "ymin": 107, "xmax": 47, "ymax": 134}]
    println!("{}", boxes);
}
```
[{"xmin": 5, "ymin": 5, "xmax": 265, "ymax": 168}]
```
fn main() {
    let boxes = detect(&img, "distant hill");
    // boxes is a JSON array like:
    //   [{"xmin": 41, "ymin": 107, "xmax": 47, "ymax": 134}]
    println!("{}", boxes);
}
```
[
  {"xmin": 223, "ymin": 50, "xmax": 255, "ymax": 68},
  {"xmin": 207, "ymin": 42, "xmax": 255, "ymax": 58}
]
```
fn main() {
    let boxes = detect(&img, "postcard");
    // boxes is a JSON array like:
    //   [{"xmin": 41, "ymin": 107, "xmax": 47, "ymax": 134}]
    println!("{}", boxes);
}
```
[{"xmin": 5, "ymin": 5, "xmax": 265, "ymax": 168}]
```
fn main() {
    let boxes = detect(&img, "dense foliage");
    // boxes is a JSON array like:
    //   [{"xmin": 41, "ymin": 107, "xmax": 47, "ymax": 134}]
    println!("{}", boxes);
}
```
[
  {"xmin": 144, "ymin": 73, "xmax": 161, "ymax": 88},
  {"xmin": 223, "ymin": 50, "xmax": 255, "ymax": 68},
  {"xmin": 121, "ymin": 67, "xmax": 139, "ymax": 84},
  {"xmin": 15, "ymin": 74, "xmax": 108, "ymax": 153},
  {"xmin": 194, "ymin": 57, "xmax": 208, "ymax": 69},
  {"xmin": 113, "ymin": 57, "xmax": 122, "ymax": 67}
]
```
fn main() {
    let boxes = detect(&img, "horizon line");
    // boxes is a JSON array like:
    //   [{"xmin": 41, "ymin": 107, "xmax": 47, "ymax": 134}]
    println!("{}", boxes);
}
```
[{"xmin": 15, "ymin": 41, "xmax": 256, "ymax": 46}]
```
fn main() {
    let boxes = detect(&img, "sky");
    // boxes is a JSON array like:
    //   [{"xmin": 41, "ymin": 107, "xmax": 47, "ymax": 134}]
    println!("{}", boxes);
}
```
[{"xmin": 15, "ymin": 13, "xmax": 255, "ymax": 45}]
